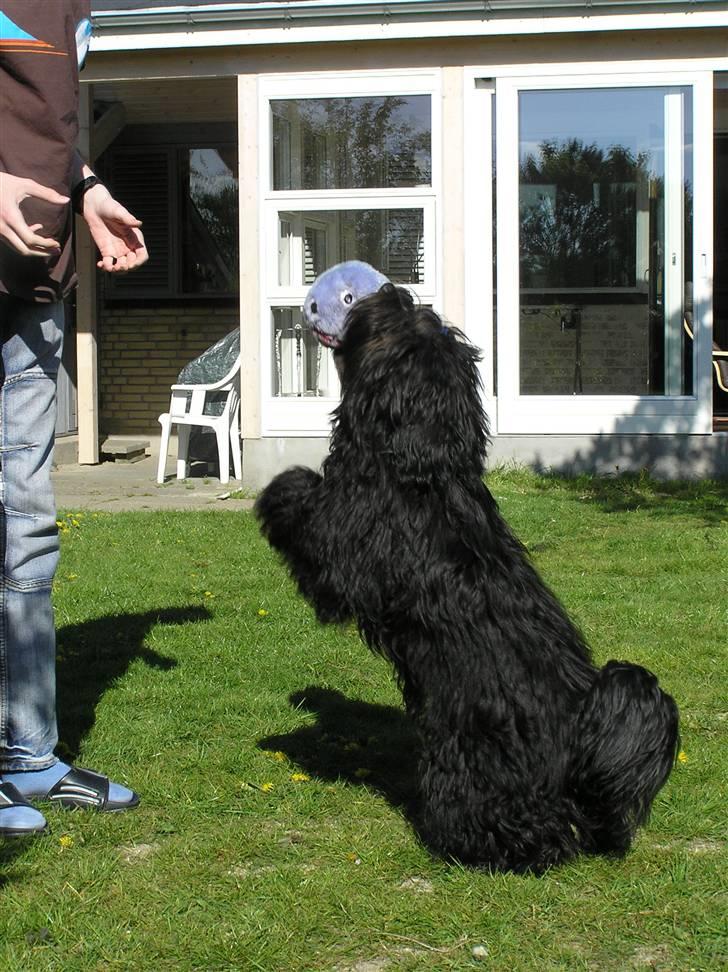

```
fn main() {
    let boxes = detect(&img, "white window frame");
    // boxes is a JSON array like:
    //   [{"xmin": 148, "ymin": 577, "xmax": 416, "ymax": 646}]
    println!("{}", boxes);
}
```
[
  {"xmin": 465, "ymin": 64, "xmax": 714, "ymax": 436},
  {"xmin": 259, "ymin": 69, "xmax": 442, "ymax": 436}
]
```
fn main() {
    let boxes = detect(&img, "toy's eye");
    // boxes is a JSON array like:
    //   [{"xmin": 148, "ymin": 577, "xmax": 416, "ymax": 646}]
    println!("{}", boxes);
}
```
[{"xmin": 343, "ymin": 292, "xmax": 353, "ymax": 305}]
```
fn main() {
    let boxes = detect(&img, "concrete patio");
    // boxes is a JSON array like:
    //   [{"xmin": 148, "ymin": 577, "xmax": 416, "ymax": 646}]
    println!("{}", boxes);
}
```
[{"xmin": 52, "ymin": 435, "xmax": 255, "ymax": 512}]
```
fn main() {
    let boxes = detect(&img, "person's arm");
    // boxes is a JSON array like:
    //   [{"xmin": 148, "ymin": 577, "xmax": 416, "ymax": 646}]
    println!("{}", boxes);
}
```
[
  {"xmin": 0, "ymin": 172, "xmax": 69, "ymax": 257},
  {"xmin": 74, "ymin": 160, "xmax": 149, "ymax": 273}
]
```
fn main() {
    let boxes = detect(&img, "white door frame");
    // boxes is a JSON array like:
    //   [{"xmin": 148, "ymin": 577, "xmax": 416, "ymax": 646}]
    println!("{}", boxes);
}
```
[{"xmin": 464, "ymin": 64, "xmax": 715, "ymax": 436}]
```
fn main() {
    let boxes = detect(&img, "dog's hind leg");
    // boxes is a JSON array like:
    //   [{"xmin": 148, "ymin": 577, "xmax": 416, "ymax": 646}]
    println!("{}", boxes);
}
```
[
  {"xmin": 567, "ymin": 660, "xmax": 679, "ymax": 856},
  {"xmin": 417, "ymin": 733, "xmax": 582, "ymax": 875}
]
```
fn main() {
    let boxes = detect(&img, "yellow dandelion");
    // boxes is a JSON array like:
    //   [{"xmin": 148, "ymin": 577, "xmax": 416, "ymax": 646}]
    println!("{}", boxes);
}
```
[
  {"xmin": 66, "ymin": 573, "xmax": 78, "ymax": 581},
  {"xmin": 266, "ymin": 751, "xmax": 287, "ymax": 762},
  {"xmin": 678, "ymin": 750, "xmax": 688, "ymax": 764},
  {"xmin": 260, "ymin": 782, "xmax": 275, "ymax": 793},
  {"xmin": 257, "ymin": 608, "xmax": 269, "ymax": 617},
  {"xmin": 204, "ymin": 591, "xmax": 214, "ymax": 598},
  {"xmin": 56, "ymin": 520, "xmax": 64, "ymax": 529},
  {"xmin": 290, "ymin": 772, "xmax": 310, "ymax": 783},
  {"xmin": 59, "ymin": 834, "xmax": 74, "ymax": 849}
]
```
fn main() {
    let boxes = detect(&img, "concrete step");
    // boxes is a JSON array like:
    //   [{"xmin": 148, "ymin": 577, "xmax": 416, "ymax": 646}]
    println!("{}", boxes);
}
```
[
  {"xmin": 100, "ymin": 437, "xmax": 151, "ymax": 463},
  {"xmin": 54, "ymin": 434, "xmax": 79, "ymax": 466}
]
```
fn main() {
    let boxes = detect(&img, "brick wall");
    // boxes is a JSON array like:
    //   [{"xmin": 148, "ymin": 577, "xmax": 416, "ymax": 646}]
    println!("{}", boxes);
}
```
[
  {"xmin": 519, "ymin": 304, "xmax": 650, "ymax": 395},
  {"xmin": 99, "ymin": 304, "xmax": 239, "ymax": 435}
]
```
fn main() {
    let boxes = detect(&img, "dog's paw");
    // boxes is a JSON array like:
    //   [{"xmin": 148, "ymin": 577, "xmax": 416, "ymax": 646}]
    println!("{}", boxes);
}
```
[{"xmin": 254, "ymin": 466, "xmax": 322, "ymax": 546}]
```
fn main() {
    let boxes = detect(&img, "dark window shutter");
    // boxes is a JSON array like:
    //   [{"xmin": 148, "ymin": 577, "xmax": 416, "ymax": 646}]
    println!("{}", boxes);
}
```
[{"xmin": 105, "ymin": 148, "xmax": 174, "ymax": 296}]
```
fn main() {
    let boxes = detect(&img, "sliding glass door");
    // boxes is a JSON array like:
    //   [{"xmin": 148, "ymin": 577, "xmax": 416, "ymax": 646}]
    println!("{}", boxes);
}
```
[{"xmin": 494, "ymin": 72, "xmax": 713, "ymax": 434}]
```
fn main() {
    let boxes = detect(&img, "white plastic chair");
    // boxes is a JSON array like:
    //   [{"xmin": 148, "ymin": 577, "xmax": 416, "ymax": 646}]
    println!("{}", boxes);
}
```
[{"xmin": 157, "ymin": 355, "xmax": 242, "ymax": 485}]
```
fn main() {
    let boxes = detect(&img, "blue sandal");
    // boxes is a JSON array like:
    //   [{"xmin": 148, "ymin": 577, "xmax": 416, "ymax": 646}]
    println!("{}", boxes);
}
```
[{"xmin": 0, "ymin": 781, "xmax": 49, "ymax": 837}]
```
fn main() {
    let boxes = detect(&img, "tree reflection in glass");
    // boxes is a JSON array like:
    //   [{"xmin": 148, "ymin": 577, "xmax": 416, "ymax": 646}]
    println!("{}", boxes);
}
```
[{"xmin": 271, "ymin": 96, "xmax": 431, "ymax": 191}]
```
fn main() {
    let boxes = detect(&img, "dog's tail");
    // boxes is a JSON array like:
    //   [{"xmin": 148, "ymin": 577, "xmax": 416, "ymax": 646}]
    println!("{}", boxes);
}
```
[{"xmin": 567, "ymin": 660, "xmax": 679, "ymax": 856}]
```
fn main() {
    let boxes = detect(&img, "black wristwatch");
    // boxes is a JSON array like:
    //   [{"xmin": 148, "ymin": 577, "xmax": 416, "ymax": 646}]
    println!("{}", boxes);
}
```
[{"xmin": 72, "ymin": 175, "xmax": 102, "ymax": 214}]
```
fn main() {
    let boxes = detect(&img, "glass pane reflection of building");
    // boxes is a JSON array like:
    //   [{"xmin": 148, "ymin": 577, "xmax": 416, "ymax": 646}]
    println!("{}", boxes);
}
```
[{"xmin": 277, "ymin": 209, "xmax": 425, "ymax": 287}]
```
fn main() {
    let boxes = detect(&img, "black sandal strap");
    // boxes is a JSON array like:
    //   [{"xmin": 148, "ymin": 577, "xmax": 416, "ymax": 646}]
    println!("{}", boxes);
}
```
[
  {"xmin": 46, "ymin": 766, "xmax": 110, "ymax": 810},
  {"xmin": 0, "ymin": 781, "xmax": 49, "ymax": 836},
  {"xmin": 0, "ymin": 780, "xmax": 34, "ymax": 809}
]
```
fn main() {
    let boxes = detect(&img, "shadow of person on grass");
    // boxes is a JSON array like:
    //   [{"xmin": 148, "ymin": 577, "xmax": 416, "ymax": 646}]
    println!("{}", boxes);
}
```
[
  {"xmin": 1, "ymin": 606, "xmax": 209, "ymax": 873},
  {"xmin": 55, "ymin": 606, "xmax": 210, "ymax": 762},
  {"xmin": 258, "ymin": 686, "xmax": 421, "ymax": 817}
]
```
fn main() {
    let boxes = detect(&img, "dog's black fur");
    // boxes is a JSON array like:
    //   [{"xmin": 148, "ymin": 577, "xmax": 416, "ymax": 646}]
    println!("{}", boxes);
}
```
[{"xmin": 255, "ymin": 284, "xmax": 679, "ymax": 874}]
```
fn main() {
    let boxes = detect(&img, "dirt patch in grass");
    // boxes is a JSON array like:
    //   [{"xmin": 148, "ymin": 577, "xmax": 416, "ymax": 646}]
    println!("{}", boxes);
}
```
[
  {"xmin": 631, "ymin": 943, "xmax": 672, "ymax": 969},
  {"xmin": 397, "ymin": 876, "xmax": 434, "ymax": 893},
  {"xmin": 652, "ymin": 837, "xmax": 724, "ymax": 854},
  {"xmin": 118, "ymin": 842, "xmax": 160, "ymax": 864}
]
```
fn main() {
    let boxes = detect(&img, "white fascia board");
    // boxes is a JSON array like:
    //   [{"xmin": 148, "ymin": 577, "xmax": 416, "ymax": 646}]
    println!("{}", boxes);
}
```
[{"xmin": 90, "ymin": 11, "xmax": 728, "ymax": 53}]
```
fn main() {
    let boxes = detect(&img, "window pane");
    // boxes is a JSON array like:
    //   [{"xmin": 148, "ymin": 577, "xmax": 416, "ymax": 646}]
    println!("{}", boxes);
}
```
[
  {"xmin": 278, "ymin": 209, "xmax": 424, "ymax": 285},
  {"xmin": 271, "ymin": 96, "xmax": 431, "ymax": 190},
  {"xmin": 518, "ymin": 87, "xmax": 692, "ymax": 396},
  {"xmin": 182, "ymin": 148, "xmax": 239, "ymax": 294},
  {"xmin": 272, "ymin": 308, "xmax": 336, "ymax": 397}
]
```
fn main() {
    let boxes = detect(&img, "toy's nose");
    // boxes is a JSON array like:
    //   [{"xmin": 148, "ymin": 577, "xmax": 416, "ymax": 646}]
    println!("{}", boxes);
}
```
[{"xmin": 310, "ymin": 301, "xmax": 318, "ymax": 315}]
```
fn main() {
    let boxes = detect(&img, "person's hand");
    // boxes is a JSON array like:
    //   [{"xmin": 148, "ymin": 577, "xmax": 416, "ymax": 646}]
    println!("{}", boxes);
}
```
[
  {"xmin": 81, "ymin": 183, "xmax": 149, "ymax": 272},
  {"xmin": 0, "ymin": 172, "xmax": 69, "ymax": 256}
]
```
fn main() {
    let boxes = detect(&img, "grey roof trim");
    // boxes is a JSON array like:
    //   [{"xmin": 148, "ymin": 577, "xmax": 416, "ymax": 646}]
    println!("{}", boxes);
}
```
[{"xmin": 91, "ymin": 0, "xmax": 728, "ymax": 32}]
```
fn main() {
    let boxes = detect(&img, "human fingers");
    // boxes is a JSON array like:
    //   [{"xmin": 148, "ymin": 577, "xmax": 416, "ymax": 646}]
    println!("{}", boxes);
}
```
[
  {"xmin": 11, "ymin": 214, "xmax": 62, "ymax": 252},
  {"xmin": 0, "ymin": 214, "xmax": 61, "ymax": 256},
  {"xmin": 101, "ymin": 198, "xmax": 143, "ymax": 228},
  {"xmin": 21, "ymin": 179, "xmax": 70, "ymax": 207},
  {"xmin": 126, "ymin": 229, "xmax": 149, "ymax": 268},
  {"xmin": 96, "ymin": 253, "xmax": 118, "ymax": 272},
  {"xmin": 113, "ymin": 225, "xmax": 149, "ymax": 268}
]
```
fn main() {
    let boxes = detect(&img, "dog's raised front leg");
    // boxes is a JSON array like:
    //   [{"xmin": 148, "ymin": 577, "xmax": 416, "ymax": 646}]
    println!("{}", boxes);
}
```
[
  {"xmin": 255, "ymin": 465, "xmax": 321, "ymax": 554},
  {"xmin": 255, "ymin": 466, "xmax": 352, "ymax": 624}
]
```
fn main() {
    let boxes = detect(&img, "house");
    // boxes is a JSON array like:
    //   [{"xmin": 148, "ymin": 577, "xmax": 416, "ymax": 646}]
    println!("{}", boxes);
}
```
[{"xmin": 65, "ymin": 0, "xmax": 728, "ymax": 481}]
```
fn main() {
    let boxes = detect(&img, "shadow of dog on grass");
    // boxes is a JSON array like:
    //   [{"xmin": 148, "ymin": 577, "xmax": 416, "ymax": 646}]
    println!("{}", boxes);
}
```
[{"xmin": 258, "ymin": 686, "xmax": 420, "ymax": 817}]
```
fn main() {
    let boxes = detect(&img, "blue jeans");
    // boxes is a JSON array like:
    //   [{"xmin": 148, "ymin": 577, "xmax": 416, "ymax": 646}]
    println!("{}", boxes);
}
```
[{"xmin": 0, "ymin": 297, "xmax": 63, "ymax": 771}]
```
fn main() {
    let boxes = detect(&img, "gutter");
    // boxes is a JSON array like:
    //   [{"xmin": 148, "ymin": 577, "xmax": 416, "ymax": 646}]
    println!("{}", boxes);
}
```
[{"xmin": 91, "ymin": 0, "xmax": 728, "ymax": 30}]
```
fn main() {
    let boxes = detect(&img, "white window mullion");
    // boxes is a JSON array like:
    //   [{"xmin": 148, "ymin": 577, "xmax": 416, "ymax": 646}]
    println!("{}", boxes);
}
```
[
  {"xmin": 495, "ymin": 78, "xmax": 521, "ymax": 409},
  {"xmin": 463, "ymin": 77, "xmax": 495, "ymax": 411},
  {"xmin": 664, "ymin": 88, "xmax": 685, "ymax": 397}
]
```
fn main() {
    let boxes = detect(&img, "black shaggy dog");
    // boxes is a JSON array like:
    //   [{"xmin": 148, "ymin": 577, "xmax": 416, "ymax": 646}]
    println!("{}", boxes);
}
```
[{"xmin": 255, "ymin": 283, "xmax": 679, "ymax": 874}]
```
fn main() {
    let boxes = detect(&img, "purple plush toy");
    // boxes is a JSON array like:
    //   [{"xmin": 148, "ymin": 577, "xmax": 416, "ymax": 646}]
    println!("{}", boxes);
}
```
[{"xmin": 303, "ymin": 261, "xmax": 389, "ymax": 349}]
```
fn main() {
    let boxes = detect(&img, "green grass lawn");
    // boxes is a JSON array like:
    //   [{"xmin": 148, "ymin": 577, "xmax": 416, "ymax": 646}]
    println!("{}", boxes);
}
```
[{"xmin": 1, "ymin": 472, "xmax": 726, "ymax": 971}]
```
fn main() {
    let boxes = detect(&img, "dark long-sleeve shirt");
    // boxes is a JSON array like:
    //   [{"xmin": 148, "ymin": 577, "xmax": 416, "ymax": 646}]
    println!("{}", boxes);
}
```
[{"xmin": 0, "ymin": 0, "xmax": 90, "ymax": 301}]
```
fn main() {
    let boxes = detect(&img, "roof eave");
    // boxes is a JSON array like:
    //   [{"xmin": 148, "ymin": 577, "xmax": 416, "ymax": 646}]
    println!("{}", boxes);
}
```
[{"xmin": 91, "ymin": 0, "xmax": 728, "ymax": 31}]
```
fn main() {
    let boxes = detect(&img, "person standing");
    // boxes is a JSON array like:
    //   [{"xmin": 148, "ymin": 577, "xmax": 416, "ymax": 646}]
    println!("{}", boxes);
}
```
[{"xmin": 0, "ymin": 0, "xmax": 148, "ymax": 836}]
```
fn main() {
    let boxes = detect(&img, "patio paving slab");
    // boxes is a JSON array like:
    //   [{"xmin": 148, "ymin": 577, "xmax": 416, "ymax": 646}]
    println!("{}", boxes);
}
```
[{"xmin": 52, "ymin": 454, "xmax": 255, "ymax": 513}]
